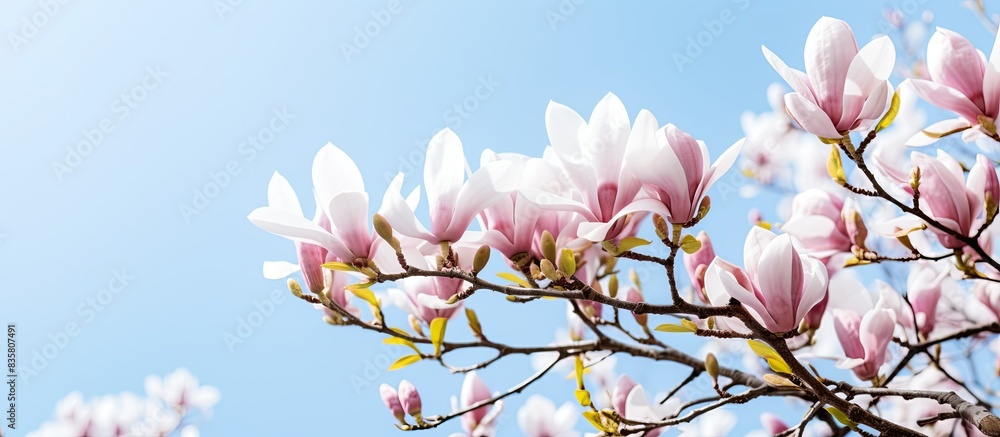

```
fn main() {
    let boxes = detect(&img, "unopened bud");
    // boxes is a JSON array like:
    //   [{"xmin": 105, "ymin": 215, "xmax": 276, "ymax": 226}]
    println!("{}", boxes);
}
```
[
  {"xmin": 629, "ymin": 269, "xmax": 641, "ymax": 291},
  {"xmin": 541, "ymin": 230, "xmax": 557, "ymax": 263},
  {"xmin": 540, "ymin": 259, "xmax": 560, "ymax": 281},
  {"xmin": 705, "ymin": 353, "xmax": 719, "ymax": 381},
  {"xmin": 652, "ymin": 214, "xmax": 670, "ymax": 241},
  {"xmin": 373, "ymin": 213, "xmax": 398, "ymax": 252},
  {"xmin": 695, "ymin": 196, "xmax": 711, "ymax": 222},
  {"xmin": 287, "ymin": 278, "xmax": 303, "ymax": 298},
  {"xmin": 841, "ymin": 200, "xmax": 868, "ymax": 250},
  {"xmin": 608, "ymin": 275, "xmax": 619, "ymax": 298},
  {"xmin": 827, "ymin": 144, "xmax": 846, "ymax": 185},
  {"xmin": 473, "ymin": 245, "xmax": 491, "ymax": 275},
  {"xmin": 397, "ymin": 380, "xmax": 422, "ymax": 416},
  {"xmin": 910, "ymin": 167, "xmax": 921, "ymax": 193},
  {"xmin": 558, "ymin": 248, "xmax": 577, "ymax": 276}
]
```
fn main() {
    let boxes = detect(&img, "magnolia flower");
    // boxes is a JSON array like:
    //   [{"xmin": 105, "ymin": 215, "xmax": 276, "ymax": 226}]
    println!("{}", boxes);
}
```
[
  {"xmin": 379, "ymin": 384, "xmax": 406, "ymax": 423},
  {"xmin": 29, "ymin": 370, "xmax": 219, "ymax": 437},
  {"xmin": 617, "ymin": 384, "xmax": 681, "ymax": 437},
  {"xmin": 705, "ymin": 227, "xmax": 829, "ymax": 333},
  {"xmin": 398, "ymin": 380, "xmax": 422, "ymax": 416},
  {"xmin": 519, "ymin": 93, "xmax": 645, "ymax": 242},
  {"xmin": 975, "ymin": 281, "xmax": 1000, "ymax": 321},
  {"xmin": 832, "ymin": 308, "xmax": 894, "ymax": 381},
  {"xmin": 782, "ymin": 189, "xmax": 866, "ymax": 269},
  {"xmin": 144, "ymin": 368, "xmax": 220, "ymax": 414},
  {"xmin": 477, "ymin": 151, "xmax": 587, "ymax": 261},
  {"xmin": 381, "ymin": 128, "xmax": 518, "ymax": 246},
  {"xmin": 517, "ymin": 395, "xmax": 579, "ymax": 437},
  {"xmin": 683, "ymin": 231, "xmax": 715, "ymax": 303},
  {"xmin": 906, "ymin": 27, "xmax": 1000, "ymax": 145},
  {"xmin": 452, "ymin": 372, "xmax": 503, "ymax": 437},
  {"xmin": 389, "ymin": 275, "xmax": 464, "ymax": 325},
  {"xmin": 763, "ymin": 17, "xmax": 895, "ymax": 139},
  {"xmin": 878, "ymin": 150, "xmax": 999, "ymax": 248},
  {"xmin": 618, "ymin": 116, "xmax": 742, "ymax": 226},
  {"xmin": 248, "ymin": 145, "xmax": 381, "ymax": 264}
]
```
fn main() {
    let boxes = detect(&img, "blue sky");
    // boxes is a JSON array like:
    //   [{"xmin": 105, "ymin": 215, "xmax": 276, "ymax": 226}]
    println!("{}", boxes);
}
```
[{"xmin": 1, "ymin": 1, "xmax": 993, "ymax": 435}]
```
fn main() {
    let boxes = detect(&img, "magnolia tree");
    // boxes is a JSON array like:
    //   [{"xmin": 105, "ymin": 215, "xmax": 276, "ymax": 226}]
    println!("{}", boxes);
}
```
[
  {"xmin": 28, "ymin": 369, "xmax": 219, "ymax": 437},
  {"xmin": 250, "ymin": 12, "xmax": 1000, "ymax": 437}
]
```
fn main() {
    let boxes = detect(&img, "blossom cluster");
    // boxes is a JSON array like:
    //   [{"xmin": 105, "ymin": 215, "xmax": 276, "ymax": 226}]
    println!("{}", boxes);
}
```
[{"xmin": 250, "ymin": 11, "xmax": 1000, "ymax": 437}]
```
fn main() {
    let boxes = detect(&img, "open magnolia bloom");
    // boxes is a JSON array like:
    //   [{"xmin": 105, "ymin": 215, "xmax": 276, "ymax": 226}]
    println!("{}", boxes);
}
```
[
  {"xmin": 381, "ymin": 128, "xmax": 519, "ymax": 248},
  {"xmin": 832, "ymin": 308, "xmax": 895, "ymax": 381},
  {"xmin": 875, "ymin": 150, "xmax": 1000, "ymax": 248},
  {"xmin": 763, "ymin": 16, "xmax": 895, "ymax": 140},
  {"xmin": 518, "ymin": 93, "xmax": 645, "ymax": 242},
  {"xmin": 906, "ymin": 26, "xmax": 1000, "ymax": 145},
  {"xmin": 705, "ymin": 227, "xmax": 829, "ymax": 333},
  {"xmin": 248, "ymin": 145, "xmax": 382, "ymax": 264}
]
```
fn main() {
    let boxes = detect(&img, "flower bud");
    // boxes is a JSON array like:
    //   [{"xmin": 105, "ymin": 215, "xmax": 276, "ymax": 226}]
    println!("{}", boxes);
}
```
[
  {"xmin": 705, "ymin": 353, "xmax": 719, "ymax": 381},
  {"xmin": 287, "ymin": 278, "xmax": 303, "ymax": 298},
  {"xmin": 841, "ymin": 199, "xmax": 868, "ymax": 250},
  {"xmin": 622, "ymin": 287, "xmax": 647, "ymax": 326},
  {"xmin": 558, "ymin": 248, "xmax": 577, "ymax": 276},
  {"xmin": 472, "ymin": 245, "xmax": 491, "ymax": 275},
  {"xmin": 379, "ymin": 383, "xmax": 405, "ymax": 423},
  {"xmin": 397, "ymin": 380, "xmax": 422, "ymax": 416},
  {"xmin": 683, "ymin": 231, "xmax": 715, "ymax": 303},
  {"xmin": 540, "ymin": 259, "xmax": 559, "ymax": 281},
  {"xmin": 540, "ymin": 230, "xmax": 557, "ymax": 263}
]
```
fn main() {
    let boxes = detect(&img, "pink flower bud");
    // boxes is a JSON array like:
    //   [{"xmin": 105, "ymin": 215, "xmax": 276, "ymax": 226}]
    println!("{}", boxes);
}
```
[
  {"xmin": 397, "ymin": 380, "xmax": 422, "ymax": 417},
  {"xmin": 379, "ymin": 383, "xmax": 405, "ymax": 423},
  {"xmin": 683, "ymin": 231, "xmax": 715, "ymax": 303}
]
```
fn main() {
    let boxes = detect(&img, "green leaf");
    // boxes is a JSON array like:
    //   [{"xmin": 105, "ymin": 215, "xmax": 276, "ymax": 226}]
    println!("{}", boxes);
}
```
[
  {"xmin": 465, "ymin": 308, "xmax": 483, "ymax": 338},
  {"xmin": 875, "ymin": 89, "xmax": 901, "ymax": 132},
  {"xmin": 654, "ymin": 323, "xmax": 696, "ymax": 333},
  {"xmin": 429, "ymin": 317, "xmax": 447, "ymax": 356},
  {"xmin": 574, "ymin": 389, "xmax": 591, "ymax": 407},
  {"xmin": 680, "ymin": 235, "xmax": 702, "ymax": 254},
  {"xmin": 747, "ymin": 339, "xmax": 792, "ymax": 374},
  {"xmin": 321, "ymin": 261, "xmax": 357, "ymax": 272},
  {"xmin": 825, "ymin": 406, "xmax": 858, "ymax": 430},
  {"xmin": 348, "ymin": 287, "xmax": 379, "ymax": 308},
  {"xmin": 617, "ymin": 237, "xmax": 651, "ymax": 253},
  {"xmin": 496, "ymin": 272, "xmax": 531, "ymax": 288},
  {"xmin": 383, "ymin": 336, "xmax": 421, "ymax": 355},
  {"xmin": 388, "ymin": 354, "xmax": 422, "ymax": 371}
]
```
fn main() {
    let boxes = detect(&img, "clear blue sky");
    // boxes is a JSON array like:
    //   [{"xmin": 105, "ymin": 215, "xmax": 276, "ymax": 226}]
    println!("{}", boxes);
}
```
[{"xmin": 1, "ymin": 1, "xmax": 990, "ymax": 435}]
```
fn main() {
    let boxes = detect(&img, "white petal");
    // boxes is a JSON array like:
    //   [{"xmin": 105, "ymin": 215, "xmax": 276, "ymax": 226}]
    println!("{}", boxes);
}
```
[
  {"xmin": 266, "ymin": 171, "xmax": 303, "ymax": 216},
  {"xmin": 262, "ymin": 261, "xmax": 300, "ymax": 279}
]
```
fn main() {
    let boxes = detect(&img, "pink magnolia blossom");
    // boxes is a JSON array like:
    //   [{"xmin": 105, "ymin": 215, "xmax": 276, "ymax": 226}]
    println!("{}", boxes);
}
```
[
  {"xmin": 381, "ymin": 128, "xmax": 518, "ymax": 246},
  {"xmin": 906, "ymin": 27, "xmax": 1000, "ymax": 145},
  {"xmin": 878, "ymin": 151, "xmax": 999, "ymax": 248},
  {"xmin": 832, "ymin": 308, "xmax": 895, "ymax": 381},
  {"xmin": 974, "ymin": 281, "xmax": 1000, "ymax": 322},
  {"xmin": 516, "ymin": 395, "xmax": 579, "ymax": 437},
  {"xmin": 452, "ymin": 372, "xmax": 503, "ymax": 437},
  {"xmin": 760, "ymin": 413, "xmax": 790, "ymax": 435},
  {"xmin": 379, "ymin": 384, "xmax": 406, "ymax": 423},
  {"xmin": 616, "ymin": 383, "xmax": 680, "ymax": 437},
  {"xmin": 398, "ymin": 380, "xmax": 422, "ymax": 417},
  {"xmin": 782, "ymin": 189, "xmax": 865, "ymax": 269},
  {"xmin": 683, "ymin": 231, "xmax": 715, "ymax": 303},
  {"xmin": 616, "ymin": 116, "xmax": 742, "ymax": 226},
  {"xmin": 763, "ymin": 17, "xmax": 895, "ymax": 139},
  {"xmin": 519, "ymin": 93, "xmax": 645, "ymax": 242},
  {"xmin": 705, "ymin": 227, "xmax": 829, "ymax": 333},
  {"xmin": 248, "ymin": 145, "xmax": 381, "ymax": 263}
]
